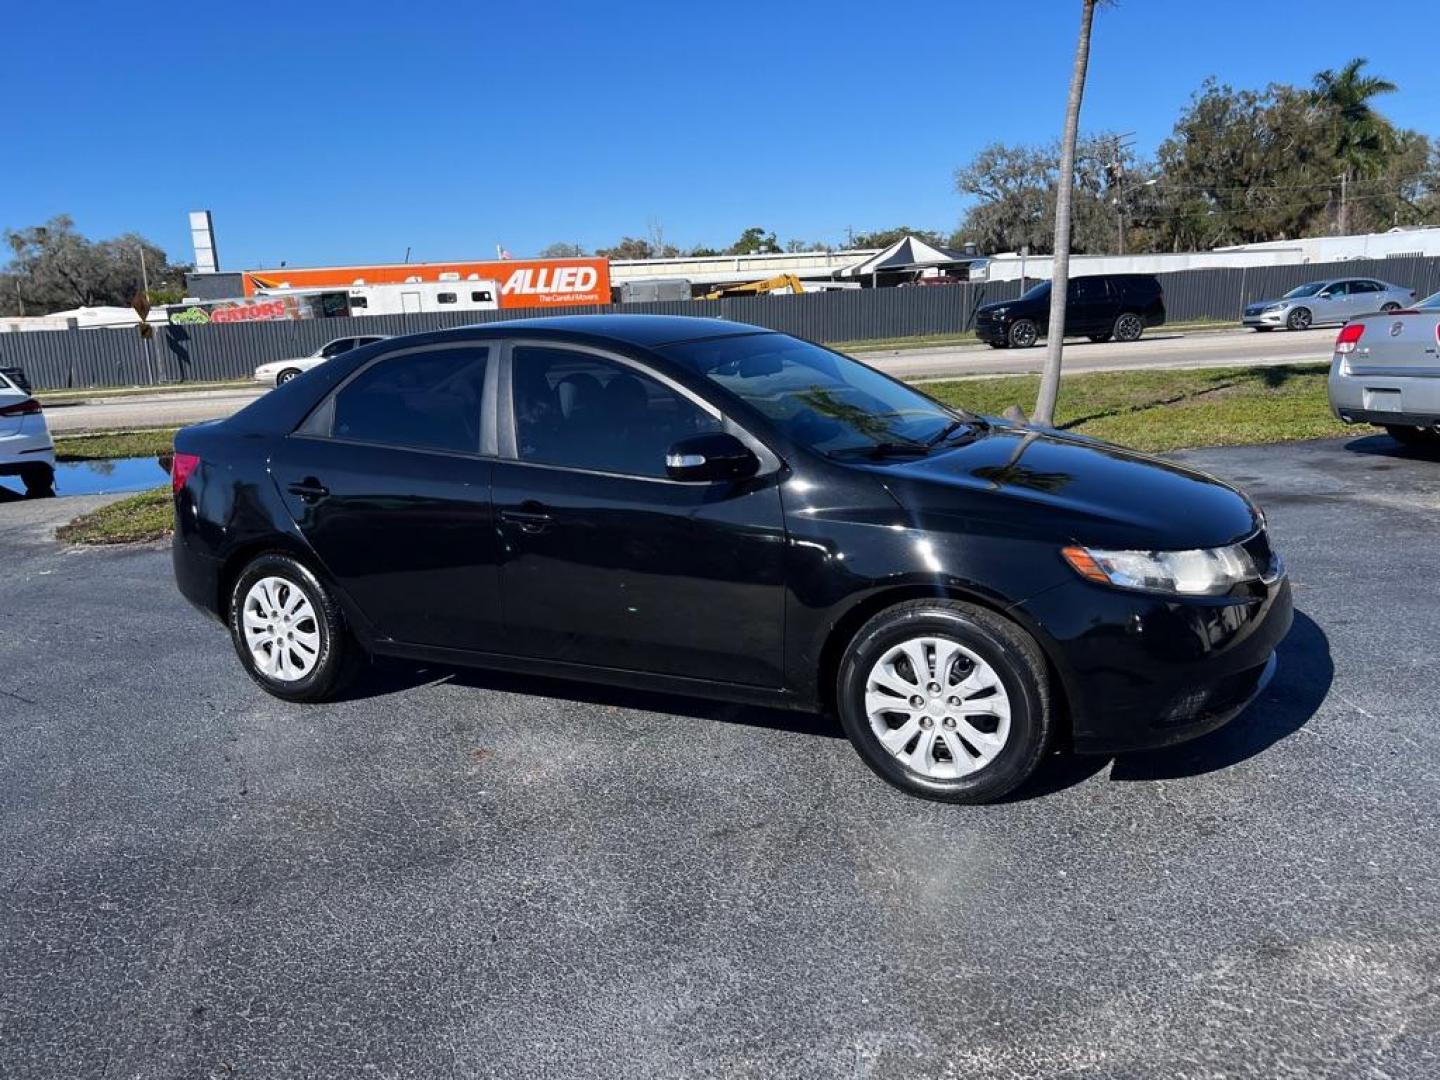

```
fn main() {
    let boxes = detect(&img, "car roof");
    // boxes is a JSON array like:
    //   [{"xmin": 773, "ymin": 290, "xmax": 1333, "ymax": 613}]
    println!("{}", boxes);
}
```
[{"xmin": 467, "ymin": 313, "xmax": 769, "ymax": 348}]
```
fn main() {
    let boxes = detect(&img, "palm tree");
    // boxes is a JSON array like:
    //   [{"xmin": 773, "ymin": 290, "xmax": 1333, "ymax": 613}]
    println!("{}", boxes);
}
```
[
  {"xmin": 1310, "ymin": 58, "xmax": 1397, "ymax": 235},
  {"xmin": 1034, "ymin": 0, "xmax": 1101, "ymax": 427}
]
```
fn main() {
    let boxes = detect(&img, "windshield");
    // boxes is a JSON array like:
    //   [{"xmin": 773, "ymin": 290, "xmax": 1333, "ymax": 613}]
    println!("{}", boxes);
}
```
[
  {"xmin": 1282, "ymin": 282, "xmax": 1327, "ymax": 299},
  {"xmin": 1020, "ymin": 280, "xmax": 1051, "ymax": 300},
  {"xmin": 660, "ymin": 333, "xmax": 970, "ymax": 456}
]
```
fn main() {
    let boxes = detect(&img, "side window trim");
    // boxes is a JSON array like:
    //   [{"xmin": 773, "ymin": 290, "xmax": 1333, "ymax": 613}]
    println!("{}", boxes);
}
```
[
  {"xmin": 293, "ymin": 339, "xmax": 500, "ymax": 458},
  {"xmin": 496, "ymin": 339, "xmax": 777, "ymax": 480}
]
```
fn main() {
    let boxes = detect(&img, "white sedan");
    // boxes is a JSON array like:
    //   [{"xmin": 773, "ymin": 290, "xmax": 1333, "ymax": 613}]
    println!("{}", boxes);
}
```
[
  {"xmin": 253, "ymin": 335, "xmax": 388, "ymax": 387},
  {"xmin": 0, "ymin": 369, "xmax": 55, "ymax": 496}
]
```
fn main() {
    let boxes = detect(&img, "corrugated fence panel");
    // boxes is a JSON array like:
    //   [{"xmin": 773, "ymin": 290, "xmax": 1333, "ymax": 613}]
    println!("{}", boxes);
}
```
[{"xmin": 7, "ymin": 258, "xmax": 1440, "ymax": 391}]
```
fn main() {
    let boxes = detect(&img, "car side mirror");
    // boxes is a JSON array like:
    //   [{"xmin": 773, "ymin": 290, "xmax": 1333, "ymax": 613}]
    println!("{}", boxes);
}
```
[{"xmin": 665, "ymin": 432, "xmax": 759, "ymax": 482}]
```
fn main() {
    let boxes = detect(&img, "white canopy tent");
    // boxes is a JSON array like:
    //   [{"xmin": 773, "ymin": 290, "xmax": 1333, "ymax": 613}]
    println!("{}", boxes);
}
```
[{"xmin": 837, "ymin": 236, "xmax": 978, "ymax": 282}]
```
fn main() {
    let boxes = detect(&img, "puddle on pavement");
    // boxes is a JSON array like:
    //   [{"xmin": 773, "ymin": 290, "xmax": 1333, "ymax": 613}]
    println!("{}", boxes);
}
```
[{"xmin": 0, "ymin": 455, "xmax": 172, "ymax": 501}]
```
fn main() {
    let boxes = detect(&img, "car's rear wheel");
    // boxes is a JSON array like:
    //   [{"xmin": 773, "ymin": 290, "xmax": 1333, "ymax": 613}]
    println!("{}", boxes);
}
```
[
  {"xmin": 1386, "ymin": 425, "xmax": 1440, "ymax": 448},
  {"xmin": 1113, "ymin": 312, "xmax": 1145, "ymax": 342},
  {"xmin": 276, "ymin": 368, "xmax": 302, "ymax": 385},
  {"xmin": 1381, "ymin": 302, "xmax": 1402, "ymax": 313},
  {"xmin": 1253, "ymin": 326, "xmax": 1273, "ymax": 333},
  {"xmin": 1008, "ymin": 319, "xmax": 1039, "ymax": 348},
  {"xmin": 1286, "ymin": 307, "xmax": 1312, "ymax": 331},
  {"xmin": 21, "ymin": 464, "xmax": 54, "ymax": 498},
  {"xmin": 836, "ymin": 600, "xmax": 1053, "ymax": 803},
  {"xmin": 229, "ymin": 553, "xmax": 358, "ymax": 702}
]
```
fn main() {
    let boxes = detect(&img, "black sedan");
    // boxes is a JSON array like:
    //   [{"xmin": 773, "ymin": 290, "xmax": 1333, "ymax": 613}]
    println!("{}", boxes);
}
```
[{"xmin": 171, "ymin": 315, "xmax": 1292, "ymax": 802}]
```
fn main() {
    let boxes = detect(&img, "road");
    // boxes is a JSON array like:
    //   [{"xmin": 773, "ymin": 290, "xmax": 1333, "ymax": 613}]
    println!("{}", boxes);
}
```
[
  {"xmin": 2, "ymin": 436, "xmax": 1438, "ymax": 1078},
  {"xmin": 42, "ymin": 327, "xmax": 1337, "ymax": 433}
]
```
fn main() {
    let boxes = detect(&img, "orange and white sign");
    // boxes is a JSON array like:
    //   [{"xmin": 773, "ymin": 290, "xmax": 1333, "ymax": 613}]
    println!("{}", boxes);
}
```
[{"xmin": 244, "ymin": 258, "xmax": 610, "ymax": 309}]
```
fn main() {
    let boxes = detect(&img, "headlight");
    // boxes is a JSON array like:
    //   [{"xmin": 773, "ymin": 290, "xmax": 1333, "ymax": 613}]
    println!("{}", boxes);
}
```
[
  {"xmin": 1061, "ymin": 542, "xmax": 1264, "ymax": 596},
  {"xmin": 1262, "ymin": 303, "xmax": 1285, "ymax": 313}
]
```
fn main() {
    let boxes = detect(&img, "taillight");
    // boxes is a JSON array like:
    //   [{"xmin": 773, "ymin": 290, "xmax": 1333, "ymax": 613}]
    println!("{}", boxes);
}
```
[
  {"xmin": 1335, "ymin": 322, "xmax": 1366, "ymax": 354},
  {"xmin": 171, "ymin": 451, "xmax": 201, "ymax": 495},
  {"xmin": 0, "ymin": 397, "xmax": 42, "ymax": 418}
]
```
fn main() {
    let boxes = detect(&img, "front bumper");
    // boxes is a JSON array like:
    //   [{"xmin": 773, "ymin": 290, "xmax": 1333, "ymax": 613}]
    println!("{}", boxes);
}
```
[
  {"xmin": 1242, "ymin": 309, "xmax": 1287, "ymax": 327},
  {"xmin": 973, "ymin": 315, "xmax": 1009, "ymax": 343},
  {"xmin": 1015, "ymin": 569, "xmax": 1294, "ymax": 755}
]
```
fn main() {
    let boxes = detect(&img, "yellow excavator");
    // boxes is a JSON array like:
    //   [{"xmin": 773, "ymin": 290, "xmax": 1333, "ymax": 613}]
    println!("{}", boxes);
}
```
[{"xmin": 697, "ymin": 274, "xmax": 806, "ymax": 300}]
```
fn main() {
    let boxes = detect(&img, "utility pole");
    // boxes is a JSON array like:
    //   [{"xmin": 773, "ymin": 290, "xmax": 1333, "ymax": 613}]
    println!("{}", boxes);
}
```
[{"xmin": 1338, "ymin": 172, "xmax": 1349, "ymax": 235}]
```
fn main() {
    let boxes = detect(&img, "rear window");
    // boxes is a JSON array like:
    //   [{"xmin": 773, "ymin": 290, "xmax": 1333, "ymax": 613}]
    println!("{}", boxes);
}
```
[{"xmin": 330, "ymin": 346, "xmax": 489, "ymax": 453}]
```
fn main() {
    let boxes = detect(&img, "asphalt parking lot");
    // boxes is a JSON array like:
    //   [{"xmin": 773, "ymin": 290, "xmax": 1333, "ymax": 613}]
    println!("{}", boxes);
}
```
[{"xmin": 2, "ymin": 435, "xmax": 1439, "ymax": 1078}]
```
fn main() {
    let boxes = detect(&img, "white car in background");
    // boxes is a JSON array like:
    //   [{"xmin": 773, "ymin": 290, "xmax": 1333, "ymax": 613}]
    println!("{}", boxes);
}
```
[
  {"xmin": 253, "ymin": 335, "xmax": 388, "ymax": 387},
  {"xmin": 0, "ymin": 368, "xmax": 56, "ymax": 496}
]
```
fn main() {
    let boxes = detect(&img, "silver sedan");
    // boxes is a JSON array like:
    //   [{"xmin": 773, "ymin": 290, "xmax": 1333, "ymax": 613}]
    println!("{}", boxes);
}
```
[{"xmin": 1242, "ymin": 277, "xmax": 1415, "ymax": 332}]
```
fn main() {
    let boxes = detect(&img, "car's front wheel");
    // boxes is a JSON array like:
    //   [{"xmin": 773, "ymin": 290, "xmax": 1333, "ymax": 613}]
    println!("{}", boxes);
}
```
[
  {"xmin": 1286, "ymin": 307, "xmax": 1312, "ymax": 331},
  {"xmin": 1113, "ymin": 312, "xmax": 1145, "ymax": 342},
  {"xmin": 1007, "ymin": 319, "xmax": 1039, "ymax": 348},
  {"xmin": 836, "ymin": 600, "xmax": 1054, "ymax": 803},
  {"xmin": 228, "ymin": 553, "xmax": 359, "ymax": 702}
]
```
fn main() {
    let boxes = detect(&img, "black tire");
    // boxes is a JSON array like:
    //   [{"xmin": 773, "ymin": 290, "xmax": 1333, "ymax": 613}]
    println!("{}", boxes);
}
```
[
  {"xmin": 1286, "ymin": 307, "xmax": 1312, "ymax": 331},
  {"xmin": 1113, "ymin": 312, "xmax": 1145, "ymax": 342},
  {"xmin": 1088, "ymin": 332, "xmax": 1113, "ymax": 343},
  {"xmin": 1386, "ymin": 425, "xmax": 1440, "ymax": 448},
  {"xmin": 986, "ymin": 341, "xmax": 1008, "ymax": 350},
  {"xmin": 276, "ymin": 368, "xmax": 302, "ymax": 386},
  {"xmin": 21, "ymin": 464, "xmax": 55, "ymax": 498},
  {"xmin": 1007, "ymin": 319, "xmax": 1039, "ymax": 348},
  {"xmin": 228, "ymin": 552, "xmax": 359, "ymax": 702},
  {"xmin": 1253, "ymin": 326, "xmax": 1273, "ymax": 333},
  {"xmin": 836, "ymin": 600, "xmax": 1054, "ymax": 803}
]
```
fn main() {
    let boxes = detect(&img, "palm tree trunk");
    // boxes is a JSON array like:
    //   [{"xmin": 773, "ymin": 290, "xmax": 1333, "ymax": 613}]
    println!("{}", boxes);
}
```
[{"xmin": 1034, "ymin": 0, "xmax": 1098, "ymax": 427}]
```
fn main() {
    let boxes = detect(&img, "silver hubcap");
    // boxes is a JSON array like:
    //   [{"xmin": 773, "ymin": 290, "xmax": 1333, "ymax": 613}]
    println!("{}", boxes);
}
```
[
  {"xmin": 864, "ymin": 636, "xmax": 1012, "ymax": 779},
  {"xmin": 1292, "ymin": 310, "xmax": 1310, "ymax": 329},
  {"xmin": 242, "ymin": 576, "xmax": 320, "ymax": 682},
  {"xmin": 1118, "ymin": 315, "xmax": 1141, "ymax": 339}
]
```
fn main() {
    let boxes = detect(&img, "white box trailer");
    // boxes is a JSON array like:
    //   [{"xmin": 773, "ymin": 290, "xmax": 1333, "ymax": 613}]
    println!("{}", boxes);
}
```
[{"xmin": 256, "ymin": 275, "xmax": 501, "ymax": 317}]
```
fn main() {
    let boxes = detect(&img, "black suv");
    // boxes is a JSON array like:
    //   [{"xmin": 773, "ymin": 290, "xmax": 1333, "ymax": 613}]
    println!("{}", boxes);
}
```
[{"xmin": 974, "ymin": 274, "xmax": 1165, "ymax": 348}]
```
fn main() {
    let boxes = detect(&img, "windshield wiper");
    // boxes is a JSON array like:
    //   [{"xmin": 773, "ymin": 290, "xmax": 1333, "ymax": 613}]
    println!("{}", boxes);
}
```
[
  {"xmin": 829, "ymin": 440, "xmax": 932, "ymax": 460},
  {"xmin": 925, "ymin": 416, "xmax": 987, "ymax": 447}
]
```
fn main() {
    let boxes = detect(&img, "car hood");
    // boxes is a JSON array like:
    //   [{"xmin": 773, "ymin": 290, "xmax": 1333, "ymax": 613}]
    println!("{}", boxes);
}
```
[{"xmin": 873, "ymin": 423, "xmax": 1260, "ymax": 551}]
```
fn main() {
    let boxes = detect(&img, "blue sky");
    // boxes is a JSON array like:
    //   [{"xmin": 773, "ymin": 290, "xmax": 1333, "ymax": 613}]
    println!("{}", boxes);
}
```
[{"xmin": 4, "ymin": 0, "xmax": 1436, "ymax": 269}]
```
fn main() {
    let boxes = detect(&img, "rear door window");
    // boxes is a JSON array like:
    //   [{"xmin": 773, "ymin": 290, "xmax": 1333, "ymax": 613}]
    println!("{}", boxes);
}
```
[
  {"xmin": 330, "ymin": 346, "xmax": 489, "ymax": 454},
  {"xmin": 1350, "ymin": 280, "xmax": 1382, "ymax": 294}
]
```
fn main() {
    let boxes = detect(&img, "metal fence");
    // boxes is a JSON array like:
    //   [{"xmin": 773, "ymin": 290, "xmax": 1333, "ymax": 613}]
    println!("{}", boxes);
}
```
[{"xmin": 7, "ymin": 255, "xmax": 1440, "ymax": 391}]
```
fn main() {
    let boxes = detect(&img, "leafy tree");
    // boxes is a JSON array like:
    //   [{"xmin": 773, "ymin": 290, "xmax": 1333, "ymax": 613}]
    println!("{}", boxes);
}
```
[
  {"xmin": 955, "ymin": 134, "xmax": 1141, "ymax": 255},
  {"xmin": 688, "ymin": 246, "xmax": 722, "ymax": 257},
  {"xmin": 726, "ymin": 227, "xmax": 781, "ymax": 255},
  {"xmin": 537, "ymin": 242, "xmax": 587, "ymax": 258},
  {"xmin": 0, "ymin": 216, "xmax": 187, "ymax": 316},
  {"xmin": 595, "ymin": 236, "xmax": 680, "ymax": 260},
  {"xmin": 848, "ymin": 226, "xmax": 949, "ymax": 250},
  {"xmin": 1310, "ymin": 58, "xmax": 1398, "ymax": 233}
]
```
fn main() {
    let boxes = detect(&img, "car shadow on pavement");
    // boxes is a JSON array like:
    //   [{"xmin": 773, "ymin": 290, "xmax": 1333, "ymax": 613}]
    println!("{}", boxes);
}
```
[
  {"xmin": 343, "ymin": 657, "xmax": 847, "ymax": 741},
  {"xmin": 1009, "ymin": 610, "xmax": 1333, "ymax": 799},
  {"xmin": 1342, "ymin": 433, "xmax": 1440, "ymax": 460}
]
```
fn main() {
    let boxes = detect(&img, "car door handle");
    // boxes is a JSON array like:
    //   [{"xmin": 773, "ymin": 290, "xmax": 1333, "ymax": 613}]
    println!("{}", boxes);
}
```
[
  {"xmin": 500, "ymin": 502, "xmax": 553, "ymax": 532},
  {"xmin": 287, "ymin": 477, "xmax": 330, "ymax": 502}
]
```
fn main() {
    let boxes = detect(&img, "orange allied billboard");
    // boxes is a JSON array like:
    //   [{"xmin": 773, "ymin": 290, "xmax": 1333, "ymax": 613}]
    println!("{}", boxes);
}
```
[{"xmin": 243, "ymin": 257, "xmax": 611, "ymax": 309}]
